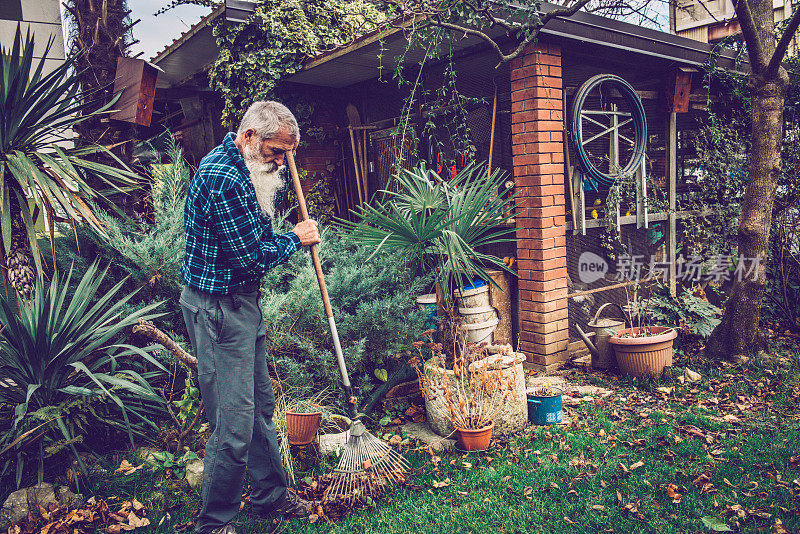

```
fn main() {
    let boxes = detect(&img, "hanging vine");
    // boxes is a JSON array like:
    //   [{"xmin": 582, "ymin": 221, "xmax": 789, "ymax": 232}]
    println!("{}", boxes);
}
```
[{"xmin": 207, "ymin": 0, "xmax": 385, "ymax": 129}]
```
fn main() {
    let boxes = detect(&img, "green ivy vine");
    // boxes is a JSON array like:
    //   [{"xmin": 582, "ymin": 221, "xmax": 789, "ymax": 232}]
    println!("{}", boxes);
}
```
[{"xmin": 208, "ymin": 0, "xmax": 385, "ymax": 129}]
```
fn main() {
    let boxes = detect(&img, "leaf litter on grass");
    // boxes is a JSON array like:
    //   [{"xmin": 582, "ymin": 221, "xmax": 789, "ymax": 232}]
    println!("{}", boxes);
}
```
[{"xmin": 10, "ymin": 497, "xmax": 151, "ymax": 534}]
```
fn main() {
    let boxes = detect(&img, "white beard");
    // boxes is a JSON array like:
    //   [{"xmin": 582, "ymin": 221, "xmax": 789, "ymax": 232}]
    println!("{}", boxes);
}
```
[{"xmin": 243, "ymin": 143, "xmax": 285, "ymax": 219}]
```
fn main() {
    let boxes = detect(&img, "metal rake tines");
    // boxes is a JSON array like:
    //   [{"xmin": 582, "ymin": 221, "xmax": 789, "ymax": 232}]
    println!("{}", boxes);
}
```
[{"xmin": 322, "ymin": 423, "xmax": 410, "ymax": 503}]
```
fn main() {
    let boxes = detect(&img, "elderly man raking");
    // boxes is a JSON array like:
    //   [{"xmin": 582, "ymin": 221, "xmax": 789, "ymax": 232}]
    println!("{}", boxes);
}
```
[{"xmin": 179, "ymin": 101, "xmax": 319, "ymax": 534}]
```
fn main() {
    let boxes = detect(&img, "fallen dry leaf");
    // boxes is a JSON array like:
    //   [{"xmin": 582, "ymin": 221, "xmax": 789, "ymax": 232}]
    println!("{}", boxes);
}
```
[
  {"xmin": 591, "ymin": 505, "xmax": 606, "ymax": 511},
  {"xmin": 630, "ymin": 460, "xmax": 645, "ymax": 471},
  {"xmin": 114, "ymin": 460, "xmax": 143, "ymax": 475},
  {"xmin": 667, "ymin": 483, "xmax": 684, "ymax": 503},
  {"xmin": 432, "ymin": 478, "xmax": 451, "ymax": 489}
]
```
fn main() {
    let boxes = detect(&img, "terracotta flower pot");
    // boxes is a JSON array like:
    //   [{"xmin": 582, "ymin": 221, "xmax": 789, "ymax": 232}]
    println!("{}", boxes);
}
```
[
  {"xmin": 286, "ymin": 411, "xmax": 321, "ymax": 446},
  {"xmin": 455, "ymin": 421, "xmax": 494, "ymax": 451},
  {"xmin": 609, "ymin": 326, "xmax": 677, "ymax": 377}
]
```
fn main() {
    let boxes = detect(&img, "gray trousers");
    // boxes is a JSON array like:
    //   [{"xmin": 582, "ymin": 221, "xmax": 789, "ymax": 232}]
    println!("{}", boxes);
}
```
[{"xmin": 180, "ymin": 285, "xmax": 288, "ymax": 533}]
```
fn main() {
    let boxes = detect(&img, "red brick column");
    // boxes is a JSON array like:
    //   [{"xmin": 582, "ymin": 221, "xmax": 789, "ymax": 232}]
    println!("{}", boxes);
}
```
[{"xmin": 510, "ymin": 43, "xmax": 569, "ymax": 369}]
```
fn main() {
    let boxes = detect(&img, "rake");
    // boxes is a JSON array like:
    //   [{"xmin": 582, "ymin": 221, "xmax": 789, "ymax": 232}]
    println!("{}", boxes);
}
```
[{"xmin": 286, "ymin": 152, "xmax": 409, "ymax": 504}]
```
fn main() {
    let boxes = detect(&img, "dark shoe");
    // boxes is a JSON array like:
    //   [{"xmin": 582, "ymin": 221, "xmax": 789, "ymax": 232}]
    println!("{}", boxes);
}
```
[
  {"xmin": 209, "ymin": 525, "xmax": 236, "ymax": 534},
  {"xmin": 256, "ymin": 491, "xmax": 314, "ymax": 520}
]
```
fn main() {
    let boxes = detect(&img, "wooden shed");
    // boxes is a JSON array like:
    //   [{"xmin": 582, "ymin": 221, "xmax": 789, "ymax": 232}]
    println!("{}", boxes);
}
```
[{"xmin": 152, "ymin": 4, "xmax": 746, "ymax": 369}]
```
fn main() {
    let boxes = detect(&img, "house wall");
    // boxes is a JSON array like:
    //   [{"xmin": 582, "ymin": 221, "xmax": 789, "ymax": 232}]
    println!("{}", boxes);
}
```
[
  {"xmin": 674, "ymin": 0, "xmax": 797, "ymax": 48},
  {"xmin": 510, "ymin": 43, "xmax": 569, "ymax": 369},
  {"xmin": 0, "ymin": 0, "xmax": 65, "ymax": 75}
]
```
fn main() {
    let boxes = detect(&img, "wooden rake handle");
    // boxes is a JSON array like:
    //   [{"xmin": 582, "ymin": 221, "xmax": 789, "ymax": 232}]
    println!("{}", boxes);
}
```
[{"xmin": 286, "ymin": 152, "xmax": 357, "ymax": 417}]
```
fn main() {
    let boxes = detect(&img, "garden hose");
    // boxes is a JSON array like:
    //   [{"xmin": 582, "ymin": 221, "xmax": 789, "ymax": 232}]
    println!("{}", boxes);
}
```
[{"xmin": 570, "ymin": 74, "xmax": 647, "ymax": 190}]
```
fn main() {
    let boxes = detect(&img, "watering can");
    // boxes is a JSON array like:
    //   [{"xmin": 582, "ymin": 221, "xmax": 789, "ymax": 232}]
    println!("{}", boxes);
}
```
[{"xmin": 575, "ymin": 303, "xmax": 626, "ymax": 370}]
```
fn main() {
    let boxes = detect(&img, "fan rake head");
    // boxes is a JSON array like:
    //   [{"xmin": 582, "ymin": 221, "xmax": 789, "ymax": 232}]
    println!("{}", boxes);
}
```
[{"xmin": 322, "ymin": 420, "xmax": 410, "ymax": 504}]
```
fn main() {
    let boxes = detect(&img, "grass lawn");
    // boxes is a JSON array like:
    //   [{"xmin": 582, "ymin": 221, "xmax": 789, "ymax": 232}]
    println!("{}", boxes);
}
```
[{"xmin": 40, "ymin": 344, "xmax": 800, "ymax": 533}]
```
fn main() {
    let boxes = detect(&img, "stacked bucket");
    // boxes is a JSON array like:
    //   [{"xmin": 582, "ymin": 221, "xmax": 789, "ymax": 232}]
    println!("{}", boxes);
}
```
[{"xmin": 454, "ymin": 280, "xmax": 498, "ymax": 344}]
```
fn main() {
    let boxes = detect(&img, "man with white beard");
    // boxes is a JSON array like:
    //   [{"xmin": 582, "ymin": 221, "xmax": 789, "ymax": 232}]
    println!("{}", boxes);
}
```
[{"xmin": 180, "ymin": 101, "xmax": 320, "ymax": 534}]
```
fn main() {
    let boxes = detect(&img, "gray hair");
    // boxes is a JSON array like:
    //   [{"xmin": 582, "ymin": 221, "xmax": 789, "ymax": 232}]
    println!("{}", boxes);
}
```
[{"xmin": 237, "ymin": 101, "xmax": 300, "ymax": 141}]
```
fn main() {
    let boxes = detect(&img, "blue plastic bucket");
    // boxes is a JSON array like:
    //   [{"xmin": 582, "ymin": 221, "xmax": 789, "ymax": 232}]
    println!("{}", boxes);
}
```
[
  {"xmin": 416, "ymin": 293, "xmax": 438, "ymax": 330},
  {"xmin": 462, "ymin": 279, "xmax": 487, "ymax": 291},
  {"xmin": 527, "ymin": 389, "xmax": 563, "ymax": 425}
]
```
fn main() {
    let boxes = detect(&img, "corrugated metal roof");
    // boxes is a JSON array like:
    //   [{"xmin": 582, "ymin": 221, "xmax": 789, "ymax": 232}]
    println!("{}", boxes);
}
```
[{"xmin": 151, "ymin": 5, "xmax": 223, "ymax": 88}]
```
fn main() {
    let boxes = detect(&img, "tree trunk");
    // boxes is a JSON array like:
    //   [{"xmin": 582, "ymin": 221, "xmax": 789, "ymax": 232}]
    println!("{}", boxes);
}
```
[
  {"xmin": 6, "ymin": 214, "xmax": 35, "ymax": 300},
  {"xmin": 706, "ymin": 72, "xmax": 788, "ymax": 360},
  {"xmin": 64, "ymin": 0, "xmax": 134, "ymax": 158}
]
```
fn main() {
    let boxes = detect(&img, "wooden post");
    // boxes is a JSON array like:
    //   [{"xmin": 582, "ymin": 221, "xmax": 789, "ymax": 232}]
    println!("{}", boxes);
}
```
[{"xmin": 667, "ymin": 111, "xmax": 677, "ymax": 297}]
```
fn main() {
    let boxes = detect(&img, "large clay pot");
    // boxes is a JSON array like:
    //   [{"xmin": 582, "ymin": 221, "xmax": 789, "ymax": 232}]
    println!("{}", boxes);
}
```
[
  {"xmin": 286, "ymin": 411, "xmax": 321, "ymax": 445},
  {"xmin": 609, "ymin": 326, "xmax": 677, "ymax": 377},
  {"xmin": 456, "ymin": 421, "xmax": 494, "ymax": 451},
  {"xmin": 422, "ymin": 351, "xmax": 526, "ymax": 439}
]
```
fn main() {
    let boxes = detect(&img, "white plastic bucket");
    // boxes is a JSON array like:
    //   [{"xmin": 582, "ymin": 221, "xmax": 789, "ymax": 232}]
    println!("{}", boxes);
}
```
[
  {"xmin": 463, "ymin": 317, "xmax": 499, "ymax": 344},
  {"xmin": 458, "ymin": 305, "xmax": 497, "ymax": 325},
  {"xmin": 454, "ymin": 284, "xmax": 490, "ymax": 308}
]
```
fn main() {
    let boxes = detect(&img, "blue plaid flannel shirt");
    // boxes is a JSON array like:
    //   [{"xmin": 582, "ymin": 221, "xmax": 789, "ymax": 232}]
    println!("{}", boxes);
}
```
[{"xmin": 182, "ymin": 132, "xmax": 302, "ymax": 294}]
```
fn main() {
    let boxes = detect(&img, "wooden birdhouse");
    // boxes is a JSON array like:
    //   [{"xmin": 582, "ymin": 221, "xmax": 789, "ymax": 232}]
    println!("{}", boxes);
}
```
[
  {"xmin": 111, "ymin": 58, "xmax": 161, "ymax": 126},
  {"xmin": 663, "ymin": 67, "xmax": 694, "ymax": 113}
]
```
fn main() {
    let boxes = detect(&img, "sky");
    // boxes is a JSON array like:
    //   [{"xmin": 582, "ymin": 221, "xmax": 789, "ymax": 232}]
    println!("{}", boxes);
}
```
[{"xmin": 127, "ymin": 0, "xmax": 212, "ymax": 61}]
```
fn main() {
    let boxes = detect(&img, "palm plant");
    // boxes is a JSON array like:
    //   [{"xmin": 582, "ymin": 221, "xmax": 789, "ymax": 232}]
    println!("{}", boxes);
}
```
[
  {"xmin": 0, "ymin": 263, "xmax": 166, "ymax": 488},
  {"xmin": 339, "ymin": 161, "xmax": 516, "ymax": 311},
  {"xmin": 0, "ymin": 26, "xmax": 141, "ymax": 299}
]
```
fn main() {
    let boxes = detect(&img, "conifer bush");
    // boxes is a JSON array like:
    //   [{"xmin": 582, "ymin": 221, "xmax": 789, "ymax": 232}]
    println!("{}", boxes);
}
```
[
  {"xmin": 44, "ymin": 140, "xmax": 189, "ymax": 333},
  {"xmin": 45, "ymin": 143, "xmax": 429, "ymax": 405},
  {"xmin": 262, "ymin": 217, "xmax": 430, "ymax": 403}
]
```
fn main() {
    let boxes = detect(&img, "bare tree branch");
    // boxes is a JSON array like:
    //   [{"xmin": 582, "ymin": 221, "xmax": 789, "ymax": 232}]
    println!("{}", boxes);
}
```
[
  {"xmin": 767, "ymin": 6, "xmax": 800, "ymax": 75},
  {"xmin": 429, "ymin": 18, "xmax": 508, "ymax": 60},
  {"xmin": 134, "ymin": 318, "xmax": 198, "ymax": 370},
  {"xmin": 733, "ymin": 0, "xmax": 767, "ymax": 72},
  {"xmin": 420, "ymin": 0, "xmax": 593, "ymax": 66}
]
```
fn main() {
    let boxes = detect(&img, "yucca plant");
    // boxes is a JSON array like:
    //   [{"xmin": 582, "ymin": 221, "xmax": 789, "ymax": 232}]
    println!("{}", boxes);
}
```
[
  {"xmin": 0, "ymin": 262, "xmax": 166, "ymax": 488},
  {"xmin": 0, "ymin": 26, "xmax": 142, "ymax": 299},
  {"xmin": 339, "ymin": 161, "xmax": 516, "ymax": 310}
]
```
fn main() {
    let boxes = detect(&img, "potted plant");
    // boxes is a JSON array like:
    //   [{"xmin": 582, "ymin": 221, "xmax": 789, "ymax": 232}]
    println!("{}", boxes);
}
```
[
  {"xmin": 609, "ymin": 286, "xmax": 678, "ymax": 377},
  {"xmin": 339, "ymin": 162, "xmax": 517, "ymax": 351},
  {"xmin": 285, "ymin": 399, "xmax": 323, "ymax": 446},
  {"xmin": 412, "ymin": 334, "xmax": 517, "ymax": 451}
]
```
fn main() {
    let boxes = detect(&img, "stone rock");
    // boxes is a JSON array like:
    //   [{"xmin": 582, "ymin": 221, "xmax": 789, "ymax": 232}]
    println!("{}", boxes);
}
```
[
  {"xmin": 526, "ymin": 375, "xmax": 569, "ymax": 392},
  {"xmin": 401, "ymin": 422, "xmax": 454, "ymax": 452},
  {"xmin": 318, "ymin": 431, "xmax": 348, "ymax": 457},
  {"xmin": 56, "ymin": 487, "xmax": 84, "ymax": 508},
  {"xmin": 184, "ymin": 459, "xmax": 204, "ymax": 489},
  {"xmin": 1, "ymin": 483, "xmax": 57, "ymax": 529},
  {"xmin": 684, "ymin": 368, "xmax": 702, "ymax": 383}
]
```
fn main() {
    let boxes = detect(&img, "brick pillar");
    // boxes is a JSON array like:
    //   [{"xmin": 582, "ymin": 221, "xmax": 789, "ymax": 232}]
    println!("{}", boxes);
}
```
[{"xmin": 510, "ymin": 43, "xmax": 569, "ymax": 369}]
